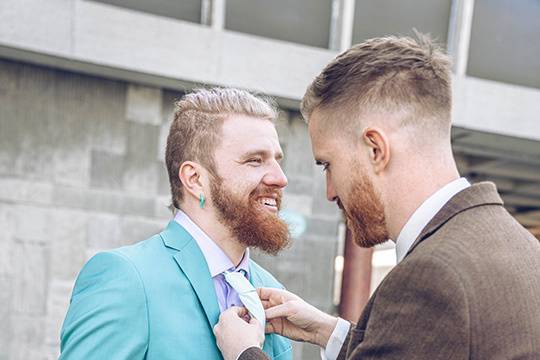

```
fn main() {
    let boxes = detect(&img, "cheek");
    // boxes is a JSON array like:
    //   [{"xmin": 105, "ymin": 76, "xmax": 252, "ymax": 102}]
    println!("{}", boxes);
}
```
[
  {"xmin": 231, "ymin": 174, "xmax": 261, "ymax": 196},
  {"xmin": 327, "ymin": 168, "xmax": 346, "ymax": 194}
]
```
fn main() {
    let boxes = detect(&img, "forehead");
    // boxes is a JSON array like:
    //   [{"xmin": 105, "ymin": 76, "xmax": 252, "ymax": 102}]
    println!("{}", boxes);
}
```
[
  {"xmin": 218, "ymin": 114, "xmax": 281, "ymax": 153},
  {"xmin": 308, "ymin": 109, "xmax": 337, "ymax": 156}
]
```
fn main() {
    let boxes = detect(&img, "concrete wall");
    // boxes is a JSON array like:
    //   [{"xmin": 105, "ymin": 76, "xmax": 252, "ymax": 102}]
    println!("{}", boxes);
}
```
[{"xmin": 0, "ymin": 59, "xmax": 340, "ymax": 359}]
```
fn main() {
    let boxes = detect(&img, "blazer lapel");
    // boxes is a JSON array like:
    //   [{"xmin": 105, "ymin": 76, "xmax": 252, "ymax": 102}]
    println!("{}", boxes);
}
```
[
  {"xmin": 248, "ymin": 262, "xmax": 264, "ymax": 289},
  {"xmin": 160, "ymin": 221, "xmax": 221, "ymax": 329},
  {"xmin": 405, "ymin": 181, "xmax": 504, "ymax": 259}
]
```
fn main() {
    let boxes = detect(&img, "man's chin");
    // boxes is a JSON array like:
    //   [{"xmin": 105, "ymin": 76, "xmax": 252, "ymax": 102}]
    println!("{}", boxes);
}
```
[
  {"xmin": 346, "ymin": 216, "xmax": 388, "ymax": 249},
  {"xmin": 214, "ymin": 202, "xmax": 287, "ymax": 255}
]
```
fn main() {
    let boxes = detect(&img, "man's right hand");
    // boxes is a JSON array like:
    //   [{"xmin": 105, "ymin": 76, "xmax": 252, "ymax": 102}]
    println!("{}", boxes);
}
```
[{"xmin": 257, "ymin": 287, "xmax": 338, "ymax": 348}]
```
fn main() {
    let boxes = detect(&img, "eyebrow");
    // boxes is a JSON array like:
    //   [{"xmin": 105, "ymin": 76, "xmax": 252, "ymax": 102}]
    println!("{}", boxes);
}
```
[{"xmin": 240, "ymin": 150, "xmax": 284, "ymax": 161}]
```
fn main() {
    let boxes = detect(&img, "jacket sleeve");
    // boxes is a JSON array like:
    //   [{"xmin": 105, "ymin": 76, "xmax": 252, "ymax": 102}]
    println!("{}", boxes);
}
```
[
  {"xmin": 239, "ymin": 347, "xmax": 271, "ymax": 360},
  {"xmin": 336, "ymin": 326, "xmax": 354, "ymax": 360},
  {"xmin": 346, "ymin": 255, "xmax": 470, "ymax": 359},
  {"xmin": 59, "ymin": 251, "xmax": 149, "ymax": 359}
]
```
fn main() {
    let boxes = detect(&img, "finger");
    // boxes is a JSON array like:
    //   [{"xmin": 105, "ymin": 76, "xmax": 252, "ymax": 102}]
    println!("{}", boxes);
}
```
[
  {"xmin": 257, "ymin": 287, "xmax": 290, "ymax": 302},
  {"xmin": 261, "ymin": 299, "xmax": 272, "ymax": 309},
  {"xmin": 256, "ymin": 287, "xmax": 272, "ymax": 301},
  {"xmin": 238, "ymin": 307, "xmax": 249, "ymax": 318},
  {"xmin": 226, "ymin": 306, "xmax": 248, "ymax": 317},
  {"xmin": 265, "ymin": 322, "xmax": 275, "ymax": 334},
  {"xmin": 266, "ymin": 318, "xmax": 285, "ymax": 336},
  {"xmin": 265, "ymin": 303, "xmax": 292, "ymax": 320}
]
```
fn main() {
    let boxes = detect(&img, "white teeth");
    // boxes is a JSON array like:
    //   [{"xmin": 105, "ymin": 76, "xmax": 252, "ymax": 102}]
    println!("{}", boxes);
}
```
[{"xmin": 259, "ymin": 198, "xmax": 277, "ymax": 207}]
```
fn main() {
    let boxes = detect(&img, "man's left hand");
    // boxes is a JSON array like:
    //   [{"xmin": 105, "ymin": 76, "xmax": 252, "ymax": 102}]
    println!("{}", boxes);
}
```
[{"xmin": 213, "ymin": 306, "xmax": 265, "ymax": 360}]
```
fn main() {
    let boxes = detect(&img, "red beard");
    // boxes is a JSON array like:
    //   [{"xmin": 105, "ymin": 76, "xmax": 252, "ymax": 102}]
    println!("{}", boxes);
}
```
[
  {"xmin": 342, "ymin": 173, "xmax": 388, "ymax": 248},
  {"xmin": 210, "ymin": 178, "xmax": 290, "ymax": 255}
]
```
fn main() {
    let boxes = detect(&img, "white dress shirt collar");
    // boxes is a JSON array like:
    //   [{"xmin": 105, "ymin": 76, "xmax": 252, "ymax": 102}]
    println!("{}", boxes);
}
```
[
  {"xmin": 395, "ymin": 177, "xmax": 471, "ymax": 263},
  {"xmin": 174, "ymin": 209, "xmax": 250, "ymax": 278}
]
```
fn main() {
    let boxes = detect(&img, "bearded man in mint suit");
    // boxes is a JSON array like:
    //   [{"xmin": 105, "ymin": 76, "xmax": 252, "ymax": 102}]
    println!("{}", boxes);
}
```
[{"xmin": 59, "ymin": 88, "xmax": 292, "ymax": 360}]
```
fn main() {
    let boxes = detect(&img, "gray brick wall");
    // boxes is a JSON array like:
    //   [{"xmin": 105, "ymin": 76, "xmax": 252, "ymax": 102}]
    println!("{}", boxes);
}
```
[{"xmin": 0, "ymin": 59, "xmax": 341, "ymax": 359}]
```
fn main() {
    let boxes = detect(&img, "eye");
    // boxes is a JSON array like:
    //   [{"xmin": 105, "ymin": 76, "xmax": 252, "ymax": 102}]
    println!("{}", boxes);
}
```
[
  {"xmin": 246, "ymin": 157, "xmax": 263, "ymax": 165},
  {"xmin": 316, "ymin": 160, "xmax": 330, "ymax": 172},
  {"xmin": 322, "ymin": 162, "xmax": 330, "ymax": 172}
]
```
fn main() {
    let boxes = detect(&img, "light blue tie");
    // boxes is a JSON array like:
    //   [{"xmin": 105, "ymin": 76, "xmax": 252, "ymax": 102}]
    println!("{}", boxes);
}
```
[{"xmin": 223, "ymin": 270, "xmax": 266, "ymax": 330}]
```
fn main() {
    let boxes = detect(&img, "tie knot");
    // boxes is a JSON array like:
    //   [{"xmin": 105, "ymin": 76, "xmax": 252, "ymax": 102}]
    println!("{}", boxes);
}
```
[
  {"xmin": 223, "ymin": 268, "xmax": 247, "ymax": 280},
  {"xmin": 221, "ymin": 269, "xmax": 266, "ymax": 329},
  {"xmin": 237, "ymin": 268, "xmax": 247, "ymax": 278}
]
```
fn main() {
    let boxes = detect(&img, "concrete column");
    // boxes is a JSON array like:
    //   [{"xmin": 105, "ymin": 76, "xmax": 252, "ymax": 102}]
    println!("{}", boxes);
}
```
[
  {"xmin": 329, "ymin": 0, "xmax": 356, "ymax": 52},
  {"xmin": 338, "ymin": 228, "xmax": 373, "ymax": 322},
  {"xmin": 447, "ymin": 0, "xmax": 475, "ymax": 76}
]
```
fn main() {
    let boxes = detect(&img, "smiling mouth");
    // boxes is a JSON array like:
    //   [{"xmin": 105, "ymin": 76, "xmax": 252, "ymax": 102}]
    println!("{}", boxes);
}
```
[{"xmin": 257, "ymin": 197, "xmax": 278, "ymax": 213}]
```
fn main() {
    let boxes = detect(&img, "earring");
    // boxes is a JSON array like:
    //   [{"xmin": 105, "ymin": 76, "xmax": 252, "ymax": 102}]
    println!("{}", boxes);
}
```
[{"xmin": 199, "ymin": 193, "xmax": 205, "ymax": 209}]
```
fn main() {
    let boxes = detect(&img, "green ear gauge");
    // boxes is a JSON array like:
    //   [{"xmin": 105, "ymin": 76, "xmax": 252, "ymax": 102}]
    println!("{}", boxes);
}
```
[{"xmin": 199, "ymin": 193, "xmax": 205, "ymax": 209}]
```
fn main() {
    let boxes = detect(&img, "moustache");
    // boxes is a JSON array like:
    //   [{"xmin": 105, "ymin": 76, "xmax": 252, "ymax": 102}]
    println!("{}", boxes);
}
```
[{"xmin": 250, "ymin": 187, "xmax": 283, "ymax": 200}]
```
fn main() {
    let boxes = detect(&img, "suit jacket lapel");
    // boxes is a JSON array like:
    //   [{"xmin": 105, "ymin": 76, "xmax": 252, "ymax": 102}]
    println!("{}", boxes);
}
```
[
  {"xmin": 248, "ymin": 262, "xmax": 264, "ymax": 288},
  {"xmin": 160, "ymin": 221, "xmax": 221, "ymax": 329},
  {"xmin": 405, "ymin": 182, "xmax": 504, "ymax": 259}
]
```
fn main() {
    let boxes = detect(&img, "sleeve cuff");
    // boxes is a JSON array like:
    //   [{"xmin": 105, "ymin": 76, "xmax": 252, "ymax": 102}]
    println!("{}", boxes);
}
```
[{"xmin": 320, "ymin": 317, "xmax": 351, "ymax": 360}]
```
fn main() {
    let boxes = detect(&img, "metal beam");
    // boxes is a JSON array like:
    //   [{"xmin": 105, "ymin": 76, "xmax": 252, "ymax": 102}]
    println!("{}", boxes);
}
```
[
  {"xmin": 201, "ymin": 0, "xmax": 226, "ymax": 30},
  {"xmin": 514, "ymin": 211, "xmax": 540, "ymax": 227},
  {"xmin": 329, "ymin": 0, "xmax": 356, "ymax": 52},
  {"xmin": 467, "ymin": 175, "xmax": 517, "ymax": 192},
  {"xmin": 501, "ymin": 194, "xmax": 540, "ymax": 208},
  {"xmin": 472, "ymin": 163, "xmax": 540, "ymax": 183},
  {"xmin": 453, "ymin": 143, "xmax": 540, "ymax": 167},
  {"xmin": 447, "ymin": 0, "xmax": 475, "ymax": 76},
  {"xmin": 516, "ymin": 183, "xmax": 540, "ymax": 197}
]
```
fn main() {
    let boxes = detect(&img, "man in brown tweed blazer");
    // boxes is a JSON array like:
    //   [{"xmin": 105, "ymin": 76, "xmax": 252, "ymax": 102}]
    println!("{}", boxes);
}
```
[{"xmin": 213, "ymin": 34, "xmax": 540, "ymax": 360}]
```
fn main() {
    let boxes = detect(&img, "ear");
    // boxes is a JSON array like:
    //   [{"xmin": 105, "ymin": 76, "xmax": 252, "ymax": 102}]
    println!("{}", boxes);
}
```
[
  {"xmin": 362, "ymin": 127, "xmax": 390, "ymax": 174},
  {"xmin": 178, "ymin": 161, "xmax": 205, "ymax": 201}
]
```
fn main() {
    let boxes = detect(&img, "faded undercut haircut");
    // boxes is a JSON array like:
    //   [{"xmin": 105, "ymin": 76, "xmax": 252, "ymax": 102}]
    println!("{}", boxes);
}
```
[
  {"xmin": 301, "ymin": 33, "xmax": 452, "ymax": 138},
  {"xmin": 165, "ymin": 87, "xmax": 278, "ymax": 209}
]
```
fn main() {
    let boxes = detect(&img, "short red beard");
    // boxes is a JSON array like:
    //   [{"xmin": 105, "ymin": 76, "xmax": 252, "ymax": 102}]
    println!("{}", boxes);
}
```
[
  {"xmin": 343, "ymin": 173, "xmax": 388, "ymax": 248},
  {"xmin": 210, "ymin": 177, "xmax": 290, "ymax": 255}
]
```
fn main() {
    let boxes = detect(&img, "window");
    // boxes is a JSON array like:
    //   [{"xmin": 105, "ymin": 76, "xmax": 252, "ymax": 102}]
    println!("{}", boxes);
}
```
[
  {"xmin": 225, "ymin": 0, "xmax": 332, "ymax": 48},
  {"xmin": 92, "ymin": 0, "xmax": 202, "ymax": 23},
  {"xmin": 468, "ymin": 0, "xmax": 540, "ymax": 89},
  {"xmin": 352, "ymin": 0, "xmax": 452, "ymax": 46}
]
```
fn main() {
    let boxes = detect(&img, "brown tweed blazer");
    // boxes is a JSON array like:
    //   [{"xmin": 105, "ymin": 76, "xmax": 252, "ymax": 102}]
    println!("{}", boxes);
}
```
[{"xmin": 240, "ymin": 182, "xmax": 540, "ymax": 360}]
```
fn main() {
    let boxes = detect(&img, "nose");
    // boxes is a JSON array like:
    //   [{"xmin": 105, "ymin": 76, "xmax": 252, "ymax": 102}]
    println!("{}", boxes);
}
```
[
  {"xmin": 326, "ymin": 172, "xmax": 337, "ymax": 202},
  {"xmin": 264, "ymin": 160, "xmax": 288, "ymax": 188}
]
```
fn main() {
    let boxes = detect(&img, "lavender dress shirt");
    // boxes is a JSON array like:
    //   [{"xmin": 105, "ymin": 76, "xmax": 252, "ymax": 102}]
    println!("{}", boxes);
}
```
[{"xmin": 174, "ymin": 210, "xmax": 250, "ymax": 312}]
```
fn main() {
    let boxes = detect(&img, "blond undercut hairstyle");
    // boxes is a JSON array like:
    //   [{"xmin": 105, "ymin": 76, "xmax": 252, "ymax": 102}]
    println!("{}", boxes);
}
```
[
  {"xmin": 165, "ymin": 87, "xmax": 278, "ymax": 209},
  {"xmin": 301, "ymin": 33, "xmax": 452, "ymax": 139}
]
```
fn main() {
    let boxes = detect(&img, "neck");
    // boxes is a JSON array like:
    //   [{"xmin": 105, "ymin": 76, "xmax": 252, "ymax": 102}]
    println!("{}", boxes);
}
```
[
  {"xmin": 383, "ymin": 152, "xmax": 460, "ymax": 241},
  {"xmin": 179, "ymin": 202, "xmax": 247, "ymax": 267}
]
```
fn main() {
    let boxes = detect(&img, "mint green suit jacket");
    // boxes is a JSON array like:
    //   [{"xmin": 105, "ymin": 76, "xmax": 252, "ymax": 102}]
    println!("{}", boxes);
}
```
[{"xmin": 60, "ymin": 221, "xmax": 292, "ymax": 359}]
